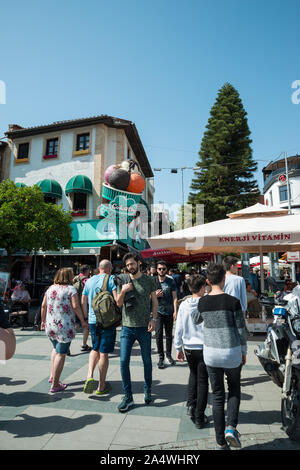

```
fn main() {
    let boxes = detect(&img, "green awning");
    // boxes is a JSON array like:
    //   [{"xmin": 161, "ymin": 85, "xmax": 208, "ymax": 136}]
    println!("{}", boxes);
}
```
[
  {"xmin": 65, "ymin": 175, "xmax": 93, "ymax": 195},
  {"xmin": 71, "ymin": 219, "xmax": 113, "ymax": 245},
  {"xmin": 36, "ymin": 179, "xmax": 63, "ymax": 199},
  {"xmin": 15, "ymin": 182, "xmax": 27, "ymax": 188}
]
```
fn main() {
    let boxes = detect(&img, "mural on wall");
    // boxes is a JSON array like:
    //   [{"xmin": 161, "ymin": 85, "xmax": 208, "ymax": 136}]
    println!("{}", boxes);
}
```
[{"xmin": 99, "ymin": 160, "xmax": 149, "ymax": 248}]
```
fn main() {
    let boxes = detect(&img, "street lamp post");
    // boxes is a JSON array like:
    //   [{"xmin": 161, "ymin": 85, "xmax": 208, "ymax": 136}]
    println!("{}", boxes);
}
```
[
  {"xmin": 284, "ymin": 152, "xmax": 297, "ymax": 281},
  {"xmin": 153, "ymin": 166, "xmax": 198, "ymax": 208}
]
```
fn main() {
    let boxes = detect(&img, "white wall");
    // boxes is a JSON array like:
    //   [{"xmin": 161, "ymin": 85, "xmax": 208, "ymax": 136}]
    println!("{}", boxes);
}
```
[{"xmin": 264, "ymin": 177, "xmax": 300, "ymax": 214}]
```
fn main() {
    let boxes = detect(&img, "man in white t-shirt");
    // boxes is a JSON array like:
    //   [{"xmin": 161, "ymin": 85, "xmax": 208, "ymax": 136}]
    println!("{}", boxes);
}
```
[{"xmin": 223, "ymin": 256, "xmax": 247, "ymax": 314}]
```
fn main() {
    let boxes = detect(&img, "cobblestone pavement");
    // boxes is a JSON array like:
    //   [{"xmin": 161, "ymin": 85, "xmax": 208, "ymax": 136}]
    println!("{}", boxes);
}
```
[{"xmin": 1, "ymin": 326, "xmax": 300, "ymax": 451}]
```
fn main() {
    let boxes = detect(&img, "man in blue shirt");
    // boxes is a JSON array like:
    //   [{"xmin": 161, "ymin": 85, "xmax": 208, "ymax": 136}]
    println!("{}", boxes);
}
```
[
  {"xmin": 248, "ymin": 268, "xmax": 260, "ymax": 296},
  {"xmin": 156, "ymin": 261, "xmax": 178, "ymax": 369},
  {"xmin": 81, "ymin": 259, "xmax": 117, "ymax": 395}
]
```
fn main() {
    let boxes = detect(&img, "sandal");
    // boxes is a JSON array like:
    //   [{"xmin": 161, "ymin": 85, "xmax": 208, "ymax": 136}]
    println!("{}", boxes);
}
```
[
  {"xmin": 95, "ymin": 382, "xmax": 111, "ymax": 395},
  {"xmin": 83, "ymin": 377, "xmax": 95, "ymax": 394},
  {"xmin": 48, "ymin": 378, "xmax": 64, "ymax": 385},
  {"xmin": 50, "ymin": 383, "xmax": 68, "ymax": 393}
]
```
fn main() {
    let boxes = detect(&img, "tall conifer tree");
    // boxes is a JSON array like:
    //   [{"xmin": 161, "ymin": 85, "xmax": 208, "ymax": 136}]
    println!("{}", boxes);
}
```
[{"xmin": 189, "ymin": 83, "xmax": 259, "ymax": 223}]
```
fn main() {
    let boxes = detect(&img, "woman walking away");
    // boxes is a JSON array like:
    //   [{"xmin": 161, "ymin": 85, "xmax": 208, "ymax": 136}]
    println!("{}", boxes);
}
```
[{"xmin": 41, "ymin": 268, "xmax": 88, "ymax": 393}]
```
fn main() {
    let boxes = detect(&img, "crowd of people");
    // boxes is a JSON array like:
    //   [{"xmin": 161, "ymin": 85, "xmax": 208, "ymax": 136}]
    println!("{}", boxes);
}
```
[{"xmin": 0, "ymin": 254, "xmax": 266, "ymax": 450}]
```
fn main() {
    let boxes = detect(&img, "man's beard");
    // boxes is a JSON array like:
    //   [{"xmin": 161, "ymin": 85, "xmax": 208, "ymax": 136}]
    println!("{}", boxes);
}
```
[{"xmin": 129, "ymin": 267, "xmax": 139, "ymax": 275}]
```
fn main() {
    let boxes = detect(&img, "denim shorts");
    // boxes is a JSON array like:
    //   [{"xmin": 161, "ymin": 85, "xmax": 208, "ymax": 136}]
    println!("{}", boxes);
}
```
[
  {"xmin": 50, "ymin": 339, "xmax": 71, "ymax": 355},
  {"xmin": 89, "ymin": 323, "xmax": 116, "ymax": 353}
]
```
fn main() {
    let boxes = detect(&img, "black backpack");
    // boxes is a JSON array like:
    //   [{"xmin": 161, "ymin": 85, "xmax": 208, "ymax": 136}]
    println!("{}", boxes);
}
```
[{"xmin": 92, "ymin": 275, "xmax": 122, "ymax": 330}]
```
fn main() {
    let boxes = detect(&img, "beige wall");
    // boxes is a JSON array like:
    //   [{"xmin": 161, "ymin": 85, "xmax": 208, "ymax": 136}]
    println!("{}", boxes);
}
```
[
  {"xmin": 116, "ymin": 129, "xmax": 125, "ymax": 165},
  {"xmin": 93, "ymin": 124, "xmax": 106, "ymax": 217},
  {"xmin": 0, "ymin": 143, "xmax": 11, "ymax": 181}
]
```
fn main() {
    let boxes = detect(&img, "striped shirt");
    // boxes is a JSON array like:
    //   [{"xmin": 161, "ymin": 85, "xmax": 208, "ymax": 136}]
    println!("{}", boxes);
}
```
[{"xmin": 193, "ymin": 293, "xmax": 247, "ymax": 369}]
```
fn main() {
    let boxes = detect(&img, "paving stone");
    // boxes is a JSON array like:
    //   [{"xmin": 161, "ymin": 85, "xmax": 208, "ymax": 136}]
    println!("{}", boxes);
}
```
[{"xmin": 3, "ymin": 332, "xmax": 300, "ymax": 450}]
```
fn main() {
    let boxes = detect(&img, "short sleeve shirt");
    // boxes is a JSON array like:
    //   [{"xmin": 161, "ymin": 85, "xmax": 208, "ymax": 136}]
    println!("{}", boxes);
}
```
[
  {"xmin": 118, "ymin": 274, "xmax": 156, "ymax": 328},
  {"xmin": 45, "ymin": 284, "xmax": 78, "ymax": 343},
  {"xmin": 157, "ymin": 277, "xmax": 177, "ymax": 315},
  {"xmin": 82, "ymin": 274, "xmax": 116, "ymax": 324}
]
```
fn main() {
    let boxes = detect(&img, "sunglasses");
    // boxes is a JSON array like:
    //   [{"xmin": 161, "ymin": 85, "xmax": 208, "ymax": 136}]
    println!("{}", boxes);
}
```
[{"xmin": 157, "ymin": 267, "xmax": 167, "ymax": 271}]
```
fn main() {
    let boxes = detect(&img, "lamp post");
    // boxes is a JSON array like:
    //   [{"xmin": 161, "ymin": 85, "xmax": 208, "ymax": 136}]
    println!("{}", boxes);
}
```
[
  {"xmin": 153, "ymin": 166, "xmax": 198, "ymax": 208},
  {"xmin": 284, "ymin": 152, "xmax": 297, "ymax": 281}
]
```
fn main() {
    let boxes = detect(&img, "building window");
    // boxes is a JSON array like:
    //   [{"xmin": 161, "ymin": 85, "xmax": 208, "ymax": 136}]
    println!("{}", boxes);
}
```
[
  {"xmin": 17, "ymin": 143, "xmax": 29, "ymax": 159},
  {"xmin": 279, "ymin": 184, "xmax": 291, "ymax": 202},
  {"xmin": 46, "ymin": 138, "xmax": 58, "ymax": 156},
  {"xmin": 72, "ymin": 193, "xmax": 87, "ymax": 216},
  {"xmin": 127, "ymin": 146, "xmax": 131, "ymax": 160},
  {"xmin": 76, "ymin": 133, "xmax": 90, "ymax": 151},
  {"xmin": 44, "ymin": 196, "xmax": 57, "ymax": 204}
]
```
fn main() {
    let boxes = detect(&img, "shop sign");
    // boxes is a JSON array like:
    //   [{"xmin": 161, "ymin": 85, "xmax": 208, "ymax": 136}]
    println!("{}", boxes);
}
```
[
  {"xmin": 278, "ymin": 174, "xmax": 287, "ymax": 183},
  {"xmin": 0, "ymin": 272, "xmax": 10, "ymax": 298},
  {"xmin": 219, "ymin": 233, "xmax": 292, "ymax": 244},
  {"xmin": 287, "ymin": 251, "xmax": 300, "ymax": 262}
]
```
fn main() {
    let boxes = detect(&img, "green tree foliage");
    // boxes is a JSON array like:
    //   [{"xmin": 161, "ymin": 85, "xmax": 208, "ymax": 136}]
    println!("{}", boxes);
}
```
[
  {"xmin": 0, "ymin": 180, "xmax": 72, "ymax": 271},
  {"xmin": 189, "ymin": 83, "xmax": 260, "ymax": 223}
]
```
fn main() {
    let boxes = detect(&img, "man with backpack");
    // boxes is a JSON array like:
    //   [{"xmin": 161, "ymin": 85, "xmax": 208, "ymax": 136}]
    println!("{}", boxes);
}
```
[
  {"xmin": 73, "ymin": 265, "xmax": 92, "ymax": 352},
  {"xmin": 81, "ymin": 260, "xmax": 118, "ymax": 395}
]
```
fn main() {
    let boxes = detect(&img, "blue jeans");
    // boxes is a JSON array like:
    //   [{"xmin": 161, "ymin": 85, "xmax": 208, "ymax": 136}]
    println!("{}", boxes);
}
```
[{"xmin": 120, "ymin": 326, "xmax": 152, "ymax": 397}]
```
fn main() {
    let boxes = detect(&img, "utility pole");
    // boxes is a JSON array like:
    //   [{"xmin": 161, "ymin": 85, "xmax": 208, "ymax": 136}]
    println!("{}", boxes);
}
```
[
  {"xmin": 284, "ymin": 152, "xmax": 296, "ymax": 281},
  {"xmin": 284, "ymin": 152, "xmax": 292, "ymax": 214}
]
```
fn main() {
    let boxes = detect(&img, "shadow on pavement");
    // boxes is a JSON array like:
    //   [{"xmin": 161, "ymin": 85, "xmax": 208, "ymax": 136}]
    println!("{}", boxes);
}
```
[
  {"xmin": 239, "ymin": 409, "xmax": 281, "ymax": 425},
  {"xmin": 241, "ymin": 374, "xmax": 271, "ymax": 387},
  {"xmin": 0, "ymin": 377, "xmax": 27, "ymax": 387},
  {"xmin": 0, "ymin": 391, "xmax": 75, "ymax": 407},
  {"xmin": 242, "ymin": 437, "xmax": 300, "ymax": 450},
  {"xmin": 0, "ymin": 413, "xmax": 101, "ymax": 438}
]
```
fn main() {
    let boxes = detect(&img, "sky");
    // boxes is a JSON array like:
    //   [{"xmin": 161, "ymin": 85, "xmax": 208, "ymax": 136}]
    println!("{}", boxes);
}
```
[{"xmin": 1, "ymin": 0, "xmax": 300, "ymax": 220}]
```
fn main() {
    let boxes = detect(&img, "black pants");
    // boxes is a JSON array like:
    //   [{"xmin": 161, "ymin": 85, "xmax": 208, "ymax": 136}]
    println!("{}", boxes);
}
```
[
  {"xmin": 207, "ymin": 364, "xmax": 242, "ymax": 446},
  {"xmin": 184, "ymin": 348, "xmax": 208, "ymax": 420},
  {"xmin": 156, "ymin": 313, "xmax": 173, "ymax": 359}
]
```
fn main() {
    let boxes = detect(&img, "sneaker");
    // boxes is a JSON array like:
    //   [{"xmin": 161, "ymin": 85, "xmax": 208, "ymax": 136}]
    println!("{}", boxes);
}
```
[
  {"xmin": 215, "ymin": 443, "xmax": 231, "ymax": 450},
  {"xmin": 81, "ymin": 344, "xmax": 92, "ymax": 352},
  {"xmin": 166, "ymin": 355, "xmax": 176, "ymax": 366},
  {"xmin": 144, "ymin": 390, "xmax": 153, "ymax": 405},
  {"xmin": 118, "ymin": 395, "xmax": 134, "ymax": 413},
  {"xmin": 158, "ymin": 358, "xmax": 165, "ymax": 369},
  {"xmin": 225, "ymin": 427, "xmax": 241, "ymax": 448}
]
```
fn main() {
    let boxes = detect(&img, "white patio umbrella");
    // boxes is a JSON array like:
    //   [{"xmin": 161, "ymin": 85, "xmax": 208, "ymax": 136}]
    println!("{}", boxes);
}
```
[
  {"xmin": 148, "ymin": 203, "xmax": 300, "ymax": 292},
  {"xmin": 237, "ymin": 256, "xmax": 290, "ymax": 268}
]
